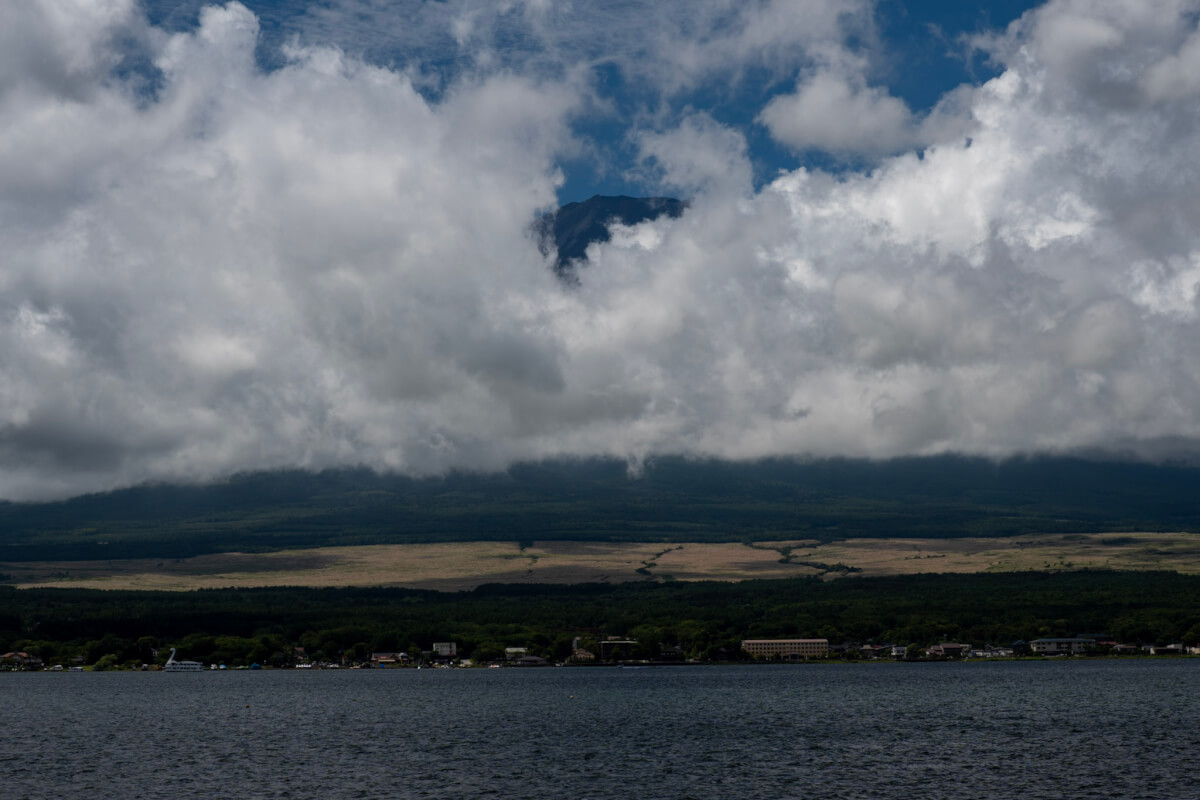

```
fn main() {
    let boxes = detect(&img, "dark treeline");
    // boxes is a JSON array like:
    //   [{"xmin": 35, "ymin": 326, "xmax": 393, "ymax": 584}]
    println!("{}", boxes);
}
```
[
  {"xmin": 4, "ymin": 455, "xmax": 1200, "ymax": 561},
  {"xmin": 4, "ymin": 571, "xmax": 1199, "ymax": 667}
]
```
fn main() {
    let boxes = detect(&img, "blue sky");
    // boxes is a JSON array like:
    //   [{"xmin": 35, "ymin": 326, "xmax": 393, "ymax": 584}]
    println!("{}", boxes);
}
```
[
  {"xmin": 4, "ymin": 0, "xmax": 1200, "ymax": 499},
  {"xmin": 140, "ymin": 0, "xmax": 1043, "ymax": 201}
]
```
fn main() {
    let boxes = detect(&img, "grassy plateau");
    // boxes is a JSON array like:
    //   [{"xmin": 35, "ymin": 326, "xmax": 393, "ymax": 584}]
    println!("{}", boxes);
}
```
[{"xmin": 6, "ymin": 532, "xmax": 1199, "ymax": 591}]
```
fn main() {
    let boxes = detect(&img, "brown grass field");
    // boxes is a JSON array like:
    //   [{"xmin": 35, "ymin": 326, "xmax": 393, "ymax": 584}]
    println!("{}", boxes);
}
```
[{"xmin": 4, "ymin": 532, "xmax": 1200, "ymax": 591}]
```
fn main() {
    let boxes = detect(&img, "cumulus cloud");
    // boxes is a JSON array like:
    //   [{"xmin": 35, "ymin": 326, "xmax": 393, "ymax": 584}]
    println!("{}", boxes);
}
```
[
  {"xmin": 759, "ymin": 71, "xmax": 919, "ymax": 155},
  {"xmin": 0, "ymin": 0, "xmax": 142, "ymax": 98},
  {"xmin": 5, "ymin": 0, "xmax": 1200, "ymax": 499},
  {"xmin": 757, "ymin": 44, "xmax": 983, "ymax": 158}
]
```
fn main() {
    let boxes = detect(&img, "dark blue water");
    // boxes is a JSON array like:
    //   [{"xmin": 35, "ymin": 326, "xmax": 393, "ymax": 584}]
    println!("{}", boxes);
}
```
[{"xmin": 3, "ymin": 661, "xmax": 1198, "ymax": 799}]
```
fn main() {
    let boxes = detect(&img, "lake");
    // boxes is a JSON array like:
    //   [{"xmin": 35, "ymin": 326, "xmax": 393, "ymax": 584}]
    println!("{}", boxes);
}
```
[{"xmin": 3, "ymin": 660, "xmax": 1197, "ymax": 799}]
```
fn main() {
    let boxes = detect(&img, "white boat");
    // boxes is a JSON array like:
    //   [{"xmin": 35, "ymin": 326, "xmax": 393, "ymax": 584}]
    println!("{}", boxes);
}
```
[{"xmin": 163, "ymin": 648, "xmax": 204, "ymax": 672}]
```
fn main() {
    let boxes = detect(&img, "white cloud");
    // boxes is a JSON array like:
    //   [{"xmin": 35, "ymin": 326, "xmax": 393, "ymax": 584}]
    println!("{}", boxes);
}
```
[
  {"xmin": 5, "ymin": 1, "xmax": 1200, "ymax": 499},
  {"xmin": 759, "ymin": 72, "xmax": 918, "ymax": 156},
  {"xmin": 1142, "ymin": 26, "xmax": 1200, "ymax": 101},
  {"xmin": 635, "ymin": 114, "xmax": 753, "ymax": 196},
  {"xmin": 0, "ymin": 0, "xmax": 141, "ymax": 99},
  {"xmin": 284, "ymin": 0, "xmax": 868, "ymax": 94}
]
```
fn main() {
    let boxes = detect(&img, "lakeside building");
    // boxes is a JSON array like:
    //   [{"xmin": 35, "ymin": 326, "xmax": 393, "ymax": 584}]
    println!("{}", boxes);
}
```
[
  {"xmin": 741, "ymin": 639, "xmax": 829, "ymax": 660},
  {"xmin": 569, "ymin": 637, "xmax": 596, "ymax": 663},
  {"xmin": 927, "ymin": 643, "xmax": 970, "ymax": 658},
  {"xmin": 0, "ymin": 652, "xmax": 44, "ymax": 670},
  {"xmin": 599, "ymin": 638, "xmax": 638, "ymax": 661},
  {"xmin": 1029, "ymin": 638, "xmax": 1093, "ymax": 655},
  {"xmin": 968, "ymin": 647, "xmax": 1015, "ymax": 658},
  {"xmin": 433, "ymin": 642, "xmax": 457, "ymax": 657},
  {"xmin": 370, "ymin": 652, "xmax": 407, "ymax": 666}
]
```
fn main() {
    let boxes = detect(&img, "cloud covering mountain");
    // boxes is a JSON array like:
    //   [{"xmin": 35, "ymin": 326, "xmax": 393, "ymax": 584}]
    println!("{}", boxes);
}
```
[{"xmin": 4, "ymin": 0, "xmax": 1200, "ymax": 499}]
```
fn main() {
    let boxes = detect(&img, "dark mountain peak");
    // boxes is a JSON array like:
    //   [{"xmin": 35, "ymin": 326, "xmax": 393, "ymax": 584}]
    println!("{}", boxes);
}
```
[{"xmin": 536, "ymin": 195, "xmax": 687, "ymax": 275}]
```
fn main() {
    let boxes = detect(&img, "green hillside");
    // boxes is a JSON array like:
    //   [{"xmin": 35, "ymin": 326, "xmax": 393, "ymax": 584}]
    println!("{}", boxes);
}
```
[{"xmin": 1, "ymin": 455, "xmax": 1198, "ymax": 562}]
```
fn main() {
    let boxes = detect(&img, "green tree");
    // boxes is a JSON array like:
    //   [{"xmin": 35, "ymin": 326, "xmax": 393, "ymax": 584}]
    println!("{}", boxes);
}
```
[
  {"xmin": 135, "ymin": 636, "xmax": 160, "ymax": 664},
  {"xmin": 92, "ymin": 653, "xmax": 121, "ymax": 671}
]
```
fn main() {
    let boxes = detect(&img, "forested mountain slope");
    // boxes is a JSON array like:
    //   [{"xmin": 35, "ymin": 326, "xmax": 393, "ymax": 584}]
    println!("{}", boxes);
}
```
[{"xmin": 1, "ymin": 456, "xmax": 1198, "ymax": 561}]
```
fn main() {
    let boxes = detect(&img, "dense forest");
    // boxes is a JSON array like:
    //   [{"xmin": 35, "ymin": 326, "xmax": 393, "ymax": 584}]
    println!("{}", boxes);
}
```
[
  {"xmin": 4, "ymin": 571, "xmax": 1199, "ymax": 668},
  {"xmin": 3, "ymin": 455, "xmax": 1200, "ymax": 561}
]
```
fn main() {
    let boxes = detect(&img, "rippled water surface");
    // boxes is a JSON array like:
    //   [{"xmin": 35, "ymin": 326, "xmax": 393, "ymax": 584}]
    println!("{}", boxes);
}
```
[{"xmin": 3, "ymin": 661, "xmax": 1198, "ymax": 799}]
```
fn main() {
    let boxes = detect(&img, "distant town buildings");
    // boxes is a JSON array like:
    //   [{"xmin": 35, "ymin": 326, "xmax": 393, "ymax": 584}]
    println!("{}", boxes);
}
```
[
  {"xmin": 6, "ymin": 620, "xmax": 1194, "ymax": 671},
  {"xmin": 927, "ymin": 642, "xmax": 971, "ymax": 658},
  {"xmin": 369, "ymin": 652, "xmax": 407, "ymax": 666},
  {"xmin": 1029, "ymin": 638, "xmax": 1093, "ymax": 655},
  {"xmin": 599, "ymin": 637, "xmax": 638, "ymax": 661},
  {"xmin": 569, "ymin": 637, "xmax": 595, "ymax": 663},
  {"xmin": 0, "ymin": 652, "xmax": 43, "ymax": 670},
  {"xmin": 741, "ymin": 639, "xmax": 829, "ymax": 659}
]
